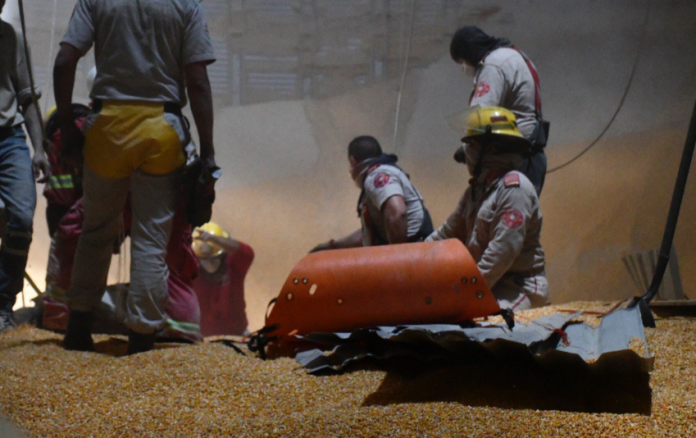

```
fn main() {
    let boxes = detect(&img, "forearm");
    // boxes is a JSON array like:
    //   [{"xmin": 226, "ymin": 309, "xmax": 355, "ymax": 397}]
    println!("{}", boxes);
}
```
[
  {"xmin": 53, "ymin": 46, "xmax": 79, "ymax": 120},
  {"xmin": 206, "ymin": 234, "xmax": 240, "ymax": 254},
  {"xmin": 334, "ymin": 229, "xmax": 363, "ymax": 249},
  {"xmin": 185, "ymin": 64, "xmax": 214, "ymax": 160},
  {"xmin": 21, "ymin": 101, "xmax": 44, "ymax": 153}
]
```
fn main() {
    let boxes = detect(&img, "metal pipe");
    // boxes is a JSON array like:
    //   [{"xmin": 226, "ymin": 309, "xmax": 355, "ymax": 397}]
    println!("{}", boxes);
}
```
[{"xmin": 629, "ymin": 98, "xmax": 696, "ymax": 326}]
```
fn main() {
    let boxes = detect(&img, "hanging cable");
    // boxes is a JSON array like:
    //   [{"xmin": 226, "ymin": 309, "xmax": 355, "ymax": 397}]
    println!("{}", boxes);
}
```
[
  {"xmin": 43, "ymin": 0, "xmax": 60, "ymax": 113},
  {"xmin": 17, "ymin": 0, "xmax": 47, "ymax": 138},
  {"xmin": 547, "ymin": 0, "xmax": 651, "ymax": 174},
  {"xmin": 392, "ymin": 0, "xmax": 417, "ymax": 154}
]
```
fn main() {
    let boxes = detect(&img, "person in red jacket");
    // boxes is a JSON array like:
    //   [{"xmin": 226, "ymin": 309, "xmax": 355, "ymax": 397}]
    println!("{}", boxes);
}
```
[
  {"xmin": 191, "ymin": 222, "xmax": 253, "ymax": 336},
  {"xmin": 41, "ymin": 195, "xmax": 204, "ymax": 343},
  {"xmin": 42, "ymin": 104, "xmax": 88, "ymax": 236}
]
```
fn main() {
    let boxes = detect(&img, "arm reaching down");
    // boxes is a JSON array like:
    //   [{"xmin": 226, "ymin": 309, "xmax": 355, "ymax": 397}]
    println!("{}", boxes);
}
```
[
  {"xmin": 382, "ymin": 195, "xmax": 408, "ymax": 244},
  {"xmin": 426, "ymin": 191, "xmax": 469, "ymax": 242},
  {"xmin": 310, "ymin": 229, "xmax": 363, "ymax": 253},
  {"xmin": 476, "ymin": 188, "xmax": 531, "ymax": 289},
  {"xmin": 21, "ymin": 99, "xmax": 49, "ymax": 182},
  {"xmin": 53, "ymin": 43, "xmax": 84, "ymax": 166},
  {"xmin": 185, "ymin": 62, "xmax": 215, "ymax": 170}
]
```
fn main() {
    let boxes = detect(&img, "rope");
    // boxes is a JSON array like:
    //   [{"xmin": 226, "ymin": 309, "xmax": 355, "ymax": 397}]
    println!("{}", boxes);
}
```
[
  {"xmin": 392, "ymin": 0, "xmax": 417, "ymax": 154},
  {"xmin": 43, "ymin": 0, "xmax": 60, "ymax": 113},
  {"xmin": 17, "ymin": 0, "xmax": 47, "ymax": 138},
  {"xmin": 547, "ymin": 0, "xmax": 651, "ymax": 174}
]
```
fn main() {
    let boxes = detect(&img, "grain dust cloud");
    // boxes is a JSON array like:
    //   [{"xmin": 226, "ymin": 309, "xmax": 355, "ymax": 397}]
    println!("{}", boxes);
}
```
[{"xmin": 8, "ymin": 0, "xmax": 696, "ymax": 330}]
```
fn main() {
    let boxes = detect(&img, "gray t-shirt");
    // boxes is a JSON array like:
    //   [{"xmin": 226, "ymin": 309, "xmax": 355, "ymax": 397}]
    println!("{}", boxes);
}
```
[
  {"xmin": 360, "ymin": 164, "xmax": 425, "ymax": 245},
  {"xmin": 61, "ymin": 0, "xmax": 216, "ymax": 105},
  {"xmin": 0, "ymin": 20, "xmax": 39, "ymax": 127}
]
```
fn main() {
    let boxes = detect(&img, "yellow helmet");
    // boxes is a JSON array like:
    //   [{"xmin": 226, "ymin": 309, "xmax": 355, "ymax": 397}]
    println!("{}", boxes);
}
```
[
  {"xmin": 192, "ymin": 222, "xmax": 229, "ymax": 259},
  {"xmin": 462, "ymin": 106, "xmax": 531, "ymax": 150},
  {"xmin": 45, "ymin": 106, "xmax": 57, "ymax": 121}
]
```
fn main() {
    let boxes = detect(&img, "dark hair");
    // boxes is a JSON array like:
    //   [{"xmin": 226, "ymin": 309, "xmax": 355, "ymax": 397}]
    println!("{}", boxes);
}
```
[
  {"xmin": 450, "ymin": 26, "xmax": 511, "ymax": 66},
  {"xmin": 348, "ymin": 135, "xmax": 382, "ymax": 162}
]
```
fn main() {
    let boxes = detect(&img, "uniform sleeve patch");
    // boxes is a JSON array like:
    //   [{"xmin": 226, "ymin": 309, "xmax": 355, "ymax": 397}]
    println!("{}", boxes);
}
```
[
  {"xmin": 502, "ymin": 208, "xmax": 524, "ymax": 228},
  {"xmin": 504, "ymin": 173, "xmax": 520, "ymax": 188},
  {"xmin": 373, "ymin": 173, "xmax": 391, "ymax": 189},
  {"xmin": 474, "ymin": 81, "xmax": 491, "ymax": 98}
]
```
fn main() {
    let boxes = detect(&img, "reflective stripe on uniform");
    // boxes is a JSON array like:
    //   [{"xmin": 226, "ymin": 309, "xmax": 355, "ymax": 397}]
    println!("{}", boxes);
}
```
[
  {"xmin": 165, "ymin": 318, "xmax": 201, "ymax": 336},
  {"xmin": 45, "ymin": 174, "xmax": 75, "ymax": 190}
]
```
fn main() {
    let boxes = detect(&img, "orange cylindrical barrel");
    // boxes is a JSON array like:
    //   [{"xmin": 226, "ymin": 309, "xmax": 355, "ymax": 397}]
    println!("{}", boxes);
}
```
[{"xmin": 265, "ymin": 239, "xmax": 500, "ymax": 352}]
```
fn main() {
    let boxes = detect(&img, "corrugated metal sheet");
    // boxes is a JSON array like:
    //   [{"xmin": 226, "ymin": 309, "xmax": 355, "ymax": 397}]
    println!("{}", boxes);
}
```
[{"xmin": 295, "ymin": 307, "xmax": 654, "ymax": 374}]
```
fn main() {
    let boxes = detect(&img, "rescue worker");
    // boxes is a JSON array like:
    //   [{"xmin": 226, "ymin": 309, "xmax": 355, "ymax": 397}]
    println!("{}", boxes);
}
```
[
  {"xmin": 42, "ymin": 105, "xmax": 88, "ymax": 237},
  {"xmin": 311, "ymin": 136, "xmax": 433, "ymax": 251},
  {"xmin": 0, "ymin": 0, "xmax": 50, "ymax": 332},
  {"xmin": 42, "ymin": 194, "xmax": 204, "ymax": 343},
  {"xmin": 426, "ymin": 107, "xmax": 548, "ymax": 310},
  {"xmin": 53, "ymin": 0, "xmax": 217, "ymax": 353},
  {"xmin": 192, "ymin": 222, "xmax": 253, "ymax": 336},
  {"xmin": 450, "ymin": 26, "xmax": 548, "ymax": 195}
]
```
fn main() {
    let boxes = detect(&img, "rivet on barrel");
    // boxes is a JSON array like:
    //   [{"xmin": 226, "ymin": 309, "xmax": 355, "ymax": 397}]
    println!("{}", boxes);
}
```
[
  {"xmin": 471, "ymin": 277, "xmax": 477, "ymax": 284},
  {"xmin": 302, "ymin": 278, "xmax": 308, "ymax": 284},
  {"xmin": 476, "ymin": 291, "xmax": 484, "ymax": 299},
  {"xmin": 287, "ymin": 292, "xmax": 294, "ymax": 301},
  {"xmin": 337, "ymin": 298, "xmax": 344, "ymax": 305},
  {"xmin": 293, "ymin": 278, "xmax": 299, "ymax": 285},
  {"xmin": 461, "ymin": 277, "xmax": 468, "ymax": 284}
]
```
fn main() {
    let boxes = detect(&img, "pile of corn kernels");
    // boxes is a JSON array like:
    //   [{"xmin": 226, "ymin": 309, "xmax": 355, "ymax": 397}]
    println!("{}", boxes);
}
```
[{"xmin": 0, "ymin": 302, "xmax": 693, "ymax": 437}]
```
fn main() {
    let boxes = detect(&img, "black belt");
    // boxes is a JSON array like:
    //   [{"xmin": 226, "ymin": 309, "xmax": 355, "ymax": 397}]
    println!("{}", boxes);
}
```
[
  {"xmin": 0, "ymin": 125, "xmax": 19, "ymax": 141},
  {"xmin": 505, "ymin": 267, "xmax": 545, "ymax": 278},
  {"xmin": 92, "ymin": 100, "xmax": 182, "ymax": 117}
]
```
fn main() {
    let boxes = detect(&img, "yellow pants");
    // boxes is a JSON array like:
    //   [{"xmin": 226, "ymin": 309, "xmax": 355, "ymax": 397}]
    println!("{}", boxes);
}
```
[{"xmin": 84, "ymin": 101, "xmax": 186, "ymax": 178}]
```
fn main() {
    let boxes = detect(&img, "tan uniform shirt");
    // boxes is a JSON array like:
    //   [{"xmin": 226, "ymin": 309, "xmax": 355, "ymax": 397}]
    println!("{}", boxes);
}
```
[
  {"xmin": 360, "ymin": 164, "xmax": 425, "ymax": 246},
  {"xmin": 426, "ymin": 170, "xmax": 548, "ymax": 309},
  {"xmin": 0, "ymin": 21, "xmax": 39, "ymax": 127},
  {"xmin": 470, "ymin": 47, "xmax": 537, "ymax": 138}
]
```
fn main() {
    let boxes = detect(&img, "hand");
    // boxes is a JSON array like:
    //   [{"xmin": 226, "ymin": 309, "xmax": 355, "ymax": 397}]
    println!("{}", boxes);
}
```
[
  {"xmin": 202, "ymin": 156, "xmax": 218, "ymax": 174},
  {"xmin": 309, "ymin": 241, "xmax": 332, "ymax": 253},
  {"xmin": 200, "ymin": 147, "xmax": 217, "ymax": 171},
  {"xmin": 32, "ymin": 148, "xmax": 50, "ymax": 183}
]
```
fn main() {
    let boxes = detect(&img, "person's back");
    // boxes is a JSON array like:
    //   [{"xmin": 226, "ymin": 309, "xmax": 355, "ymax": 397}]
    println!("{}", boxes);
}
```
[
  {"xmin": 450, "ymin": 25, "xmax": 548, "ymax": 196},
  {"xmin": 471, "ymin": 47, "xmax": 537, "ymax": 138},
  {"xmin": 64, "ymin": 0, "xmax": 213, "ymax": 104},
  {"xmin": 361, "ymin": 163, "xmax": 429, "ymax": 245},
  {"xmin": 55, "ymin": 0, "xmax": 217, "ymax": 354}
]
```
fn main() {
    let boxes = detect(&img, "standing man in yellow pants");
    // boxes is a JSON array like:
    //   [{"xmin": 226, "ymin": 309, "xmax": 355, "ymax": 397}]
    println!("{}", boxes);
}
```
[{"xmin": 53, "ymin": 0, "xmax": 217, "ymax": 354}]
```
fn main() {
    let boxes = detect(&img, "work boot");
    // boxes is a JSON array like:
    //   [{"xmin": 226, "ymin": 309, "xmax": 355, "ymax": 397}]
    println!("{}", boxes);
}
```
[
  {"xmin": 0, "ymin": 310, "xmax": 16, "ymax": 334},
  {"xmin": 63, "ymin": 310, "xmax": 95, "ymax": 352},
  {"xmin": 127, "ymin": 330, "xmax": 156, "ymax": 355}
]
